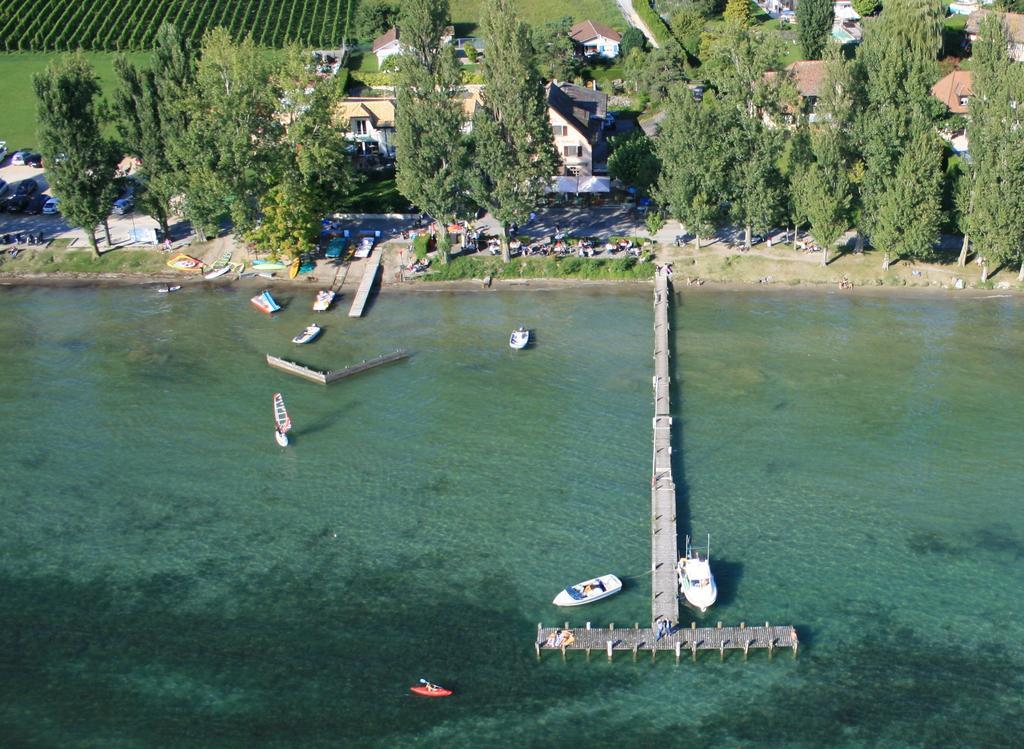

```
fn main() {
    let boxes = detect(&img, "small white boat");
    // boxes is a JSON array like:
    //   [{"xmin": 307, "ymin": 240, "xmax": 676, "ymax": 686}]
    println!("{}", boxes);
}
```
[
  {"xmin": 354, "ymin": 236, "xmax": 374, "ymax": 258},
  {"xmin": 204, "ymin": 265, "xmax": 232, "ymax": 280},
  {"xmin": 292, "ymin": 323, "xmax": 322, "ymax": 344},
  {"xmin": 157, "ymin": 285, "xmax": 181, "ymax": 293},
  {"xmin": 273, "ymin": 392, "xmax": 291, "ymax": 446},
  {"xmin": 677, "ymin": 534, "xmax": 717, "ymax": 612},
  {"xmin": 313, "ymin": 289, "xmax": 335, "ymax": 312},
  {"xmin": 552, "ymin": 574, "xmax": 622, "ymax": 607},
  {"xmin": 510, "ymin": 326, "xmax": 530, "ymax": 349}
]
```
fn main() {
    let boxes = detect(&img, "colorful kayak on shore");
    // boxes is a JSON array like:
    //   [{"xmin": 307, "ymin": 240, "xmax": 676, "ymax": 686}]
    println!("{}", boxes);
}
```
[
  {"xmin": 289, "ymin": 259, "xmax": 300, "ymax": 279},
  {"xmin": 166, "ymin": 253, "xmax": 205, "ymax": 272},
  {"xmin": 252, "ymin": 260, "xmax": 288, "ymax": 271},
  {"xmin": 251, "ymin": 290, "xmax": 281, "ymax": 314},
  {"xmin": 203, "ymin": 265, "xmax": 232, "ymax": 280}
]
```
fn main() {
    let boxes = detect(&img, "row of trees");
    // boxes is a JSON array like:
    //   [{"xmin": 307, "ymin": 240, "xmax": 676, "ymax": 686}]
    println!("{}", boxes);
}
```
[
  {"xmin": 35, "ymin": 24, "xmax": 355, "ymax": 257},
  {"xmin": 653, "ymin": 3, "xmax": 1024, "ymax": 278}
]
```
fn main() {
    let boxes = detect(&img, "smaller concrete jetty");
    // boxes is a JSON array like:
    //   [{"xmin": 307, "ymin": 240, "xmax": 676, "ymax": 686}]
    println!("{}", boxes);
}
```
[
  {"xmin": 348, "ymin": 249, "xmax": 383, "ymax": 317},
  {"xmin": 266, "ymin": 350, "xmax": 408, "ymax": 384}
]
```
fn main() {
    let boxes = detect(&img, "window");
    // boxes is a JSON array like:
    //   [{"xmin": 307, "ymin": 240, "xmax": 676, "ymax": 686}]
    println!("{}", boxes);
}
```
[
  {"xmin": 562, "ymin": 145, "xmax": 582, "ymax": 158},
  {"xmin": 354, "ymin": 119, "xmax": 368, "ymax": 135},
  {"xmin": 553, "ymin": 125, "xmax": 567, "ymax": 137},
  {"xmin": 959, "ymin": 96, "xmax": 969, "ymax": 107}
]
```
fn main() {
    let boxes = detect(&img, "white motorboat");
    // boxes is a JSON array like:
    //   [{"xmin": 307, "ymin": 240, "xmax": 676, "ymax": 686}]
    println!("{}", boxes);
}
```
[
  {"xmin": 552, "ymin": 574, "xmax": 622, "ymax": 606},
  {"xmin": 509, "ymin": 326, "xmax": 530, "ymax": 349},
  {"xmin": 292, "ymin": 324, "xmax": 322, "ymax": 344},
  {"xmin": 677, "ymin": 534, "xmax": 717, "ymax": 612},
  {"xmin": 313, "ymin": 289, "xmax": 335, "ymax": 311}
]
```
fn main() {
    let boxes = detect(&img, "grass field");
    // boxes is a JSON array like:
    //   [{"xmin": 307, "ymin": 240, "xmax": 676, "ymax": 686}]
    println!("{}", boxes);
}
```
[
  {"xmin": 448, "ymin": 0, "xmax": 624, "ymax": 35},
  {"xmin": 0, "ymin": 52, "xmax": 148, "ymax": 150},
  {"xmin": 0, "ymin": 247, "xmax": 168, "ymax": 274}
]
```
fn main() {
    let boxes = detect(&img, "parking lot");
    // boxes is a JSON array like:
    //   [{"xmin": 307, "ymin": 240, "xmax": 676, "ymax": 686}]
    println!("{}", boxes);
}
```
[{"xmin": 0, "ymin": 157, "xmax": 163, "ymax": 247}]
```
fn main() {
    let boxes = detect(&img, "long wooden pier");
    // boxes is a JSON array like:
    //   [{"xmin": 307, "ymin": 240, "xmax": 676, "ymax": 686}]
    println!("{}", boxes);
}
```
[
  {"xmin": 348, "ymin": 249, "xmax": 382, "ymax": 318},
  {"xmin": 535, "ymin": 267, "xmax": 800, "ymax": 660},
  {"xmin": 651, "ymin": 269, "xmax": 679, "ymax": 627},
  {"xmin": 536, "ymin": 621, "xmax": 798, "ymax": 661},
  {"xmin": 266, "ymin": 350, "xmax": 408, "ymax": 384}
]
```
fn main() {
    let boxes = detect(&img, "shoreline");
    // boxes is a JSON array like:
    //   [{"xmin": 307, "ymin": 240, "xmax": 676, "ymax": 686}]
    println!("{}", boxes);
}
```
[{"xmin": 1, "ymin": 270, "xmax": 1021, "ymax": 300}]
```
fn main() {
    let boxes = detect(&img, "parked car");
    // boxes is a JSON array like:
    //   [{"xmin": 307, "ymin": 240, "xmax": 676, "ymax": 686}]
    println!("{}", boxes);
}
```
[
  {"xmin": 112, "ymin": 196, "xmax": 135, "ymax": 215},
  {"xmin": 14, "ymin": 179, "xmax": 39, "ymax": 196},
  {"xmin": 11, "ymin": 150, "xmax": 33, "ymax": 166},
  {"xmin": 24, "ymin": 194, "xmax": 46, "ymax": 215},
  {"xmin": 0, "ymin": 178, "xmax": 7, "ymax": 197},
  {"xmin": 0, "ymin": 141, "xmax": 7, "ymax": 162},
  {"xmin": 24, "ymin": 153, "xmax": 43, "ymax": 168},
  {"xmin": 3, "ymin": 193, "xmax": 31, "ymax": 212},
  {"xmin": 41, "ymin": 196, "xmax": 60, "ymax": 215}
]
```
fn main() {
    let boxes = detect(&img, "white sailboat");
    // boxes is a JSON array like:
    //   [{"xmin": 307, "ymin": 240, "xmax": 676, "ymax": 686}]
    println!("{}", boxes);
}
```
[
  {"xmin": 677, "ymin": 534, "xmax": 717, "ymax": 612},
  {"xmin": 273, "ymin": 392, "xmax": 292, "ymax": 446}
]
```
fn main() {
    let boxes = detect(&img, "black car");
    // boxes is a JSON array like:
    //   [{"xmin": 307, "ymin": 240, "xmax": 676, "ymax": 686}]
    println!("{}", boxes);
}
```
[
  {"xmin": 14, "ymin": 179, "xmax": 39, "ymax": 197},
  {"xmin": 4, "ymin": 193, "xmax": 31, "ymax": 213},
  {"xmin": 25, "ymin": 153, "xmax": 43, "ymax": 168},
  {"xmin": 24, "ymin": 194, "xmax": 47, "ymax": 215}
]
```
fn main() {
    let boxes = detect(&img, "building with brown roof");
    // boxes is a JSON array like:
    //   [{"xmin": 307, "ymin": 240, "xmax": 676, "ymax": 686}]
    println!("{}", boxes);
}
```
[
  {"xmin": 336, "ymin": 98, "xmax": 398, "ymax": 156},
  {"xmin": 371, "ymin": 25, "xmax": 456, "ymax": 66},
  {"xmin": 568, "ymin": 20, "xmax": 622, "ymax": 58},
  {"xmin": 966, "ymin": 10, "xmax": 1024, "ymax": 62},
  {"xmin": 547, "ymin": 81, "xmax": 609, "ymax": 176},
  {"xmin": 931, "ymin": 70, "xmax": 974, "ymax": 114}
]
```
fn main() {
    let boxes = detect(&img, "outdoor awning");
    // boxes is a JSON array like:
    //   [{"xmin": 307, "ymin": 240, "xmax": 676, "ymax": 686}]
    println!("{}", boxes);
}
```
[{"xmin": 547, "ymin": 176, "xmax": 611, "ymax": 193}]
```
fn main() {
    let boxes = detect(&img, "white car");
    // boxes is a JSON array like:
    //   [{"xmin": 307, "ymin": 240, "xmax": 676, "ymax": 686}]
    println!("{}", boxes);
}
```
[
  {"xmin": 42, "ymin": 196, "xmax": 60, "ymax": 215},
  {"xmin": 11, "ymin": 150, "xmax": 32, "ymax": 166}
]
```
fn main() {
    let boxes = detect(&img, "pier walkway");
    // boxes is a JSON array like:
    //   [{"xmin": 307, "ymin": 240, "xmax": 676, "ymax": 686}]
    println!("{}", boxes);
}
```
[
  {"xmin": 266, "ymin": 350, "xmax": 408, "ymax": 384},
  {"xmin": 534, "ymin": 267, "xmax": 800, "ymax": 660},
  {"xmin": 348, "ymin": 248, "xmax": 382, "ymax": 317},
  {"xmin": 651, "ymin": 269, "xmax": 679, "ymax": 626}
]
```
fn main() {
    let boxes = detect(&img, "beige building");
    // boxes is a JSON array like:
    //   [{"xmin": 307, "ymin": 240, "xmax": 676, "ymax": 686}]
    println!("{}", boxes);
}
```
[
  {"xmin": 966, "ymin": 10, "xmax": 1024, "ymax": 62},
  {"xmin": 336, "ymin": 98, "xmax": 397, "ymax": 156},
  {"xmin": 546, "ymin": 82, "xmax": 609, "ymax": 176}
]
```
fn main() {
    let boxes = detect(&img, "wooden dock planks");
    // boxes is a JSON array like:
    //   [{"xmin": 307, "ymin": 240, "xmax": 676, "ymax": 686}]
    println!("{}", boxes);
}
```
[
  {"xmin": 651, "ymin": 270, "xmax": 680, "ymax": 627},
  {"xmin": 348, "ymin": 249, "xmax": 383, "ymax": 317}
]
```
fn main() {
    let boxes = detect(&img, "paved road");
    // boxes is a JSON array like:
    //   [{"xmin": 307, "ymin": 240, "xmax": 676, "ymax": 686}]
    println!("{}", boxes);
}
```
[{"xmin": 616, "ymin": 0, "xmax": 660, "ymax": 48}]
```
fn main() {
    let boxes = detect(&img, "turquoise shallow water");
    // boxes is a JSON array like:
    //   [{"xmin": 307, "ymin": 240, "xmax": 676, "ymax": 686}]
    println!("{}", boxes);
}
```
[{"xmin": 0, "ymin": 284, "xmax": 1021, "ymax": 748}]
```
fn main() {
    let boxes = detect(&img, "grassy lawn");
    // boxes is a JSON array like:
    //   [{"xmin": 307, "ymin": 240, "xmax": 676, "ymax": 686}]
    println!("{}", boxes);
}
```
[
  {"xmin": 349, "ymin": 175, "xmax": 412, "ymax": 213},
  {"xmin": 347, "ymin": 50, "xmax": 379, "ymax": 73},
  {"xmin": 448, "ymin": 0, "xmax": 625, "ymax": 35},
  {"xmin": 0, "ymin": 51, "xmax": 149, "ymax": 151},
  {"xmin": 420, "ymin": 254, "xmax": 656, "ymax": 281},
  {"xmin": 0, "ymin": 247, "xmax": 169, "ymax": 273}
]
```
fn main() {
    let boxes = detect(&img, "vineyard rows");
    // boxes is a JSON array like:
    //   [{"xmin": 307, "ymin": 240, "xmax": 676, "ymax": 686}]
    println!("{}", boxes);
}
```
[{"xmin": 0, "ymin": 0, "xmax": 350, "ymax": 51}]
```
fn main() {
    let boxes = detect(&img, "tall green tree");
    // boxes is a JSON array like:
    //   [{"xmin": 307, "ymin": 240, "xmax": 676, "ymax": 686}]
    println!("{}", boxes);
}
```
[
  {"xmin": 963, "ymin": 13, "xmax": 1024, "ymax": 280},
  {"xmin": 255, "ymin": 45, "xmax": 355, "ymax": 258},
  {"xmin": 532, "ymin": 17, "xmax": 582, "ymax": 81},
  {"xmin": 34, "ymin": 55, "xmax": 120, "ymax": 257},
  {"xmin": 111, "ymin": 24, "xmax": 194, "ymax": 237},
  {"xmin": 398, "ymin": 0, "xmax": 450, "ymax": 72},
  {"xmin": 854, "ymin": 0, "xmax": 944, "ymax": 255},
  {"xmin": 395, "ymin": 14, "xmax": 471, "ymax": 262},
  {"xmin": 355, "ymin": 1, "xmax": 400, "ymax": 41},
  {"xmin": 723, "ymin": 0, "xmax": 752, "ymax": 26},
  {"xmin": 470, "ymin": 0, "xmax": 558, "ymax": 261},
  {"xmin": 870, "ymin": 126, "xmax": 942, "ymax": 264},
  {"xmin": 796, "ymin": 0, "xmax": 834, "ymax": 60},
  {"xmin": 172, "ymin": 29, "xmax": 281, "ymax": 240},
  {"xmin": 608, "ymin": 132, "xmax": 661, "ymax": 195},
  {"xmin": 655, "ymin": 92, "xmax": 732, "ymax": 248}
]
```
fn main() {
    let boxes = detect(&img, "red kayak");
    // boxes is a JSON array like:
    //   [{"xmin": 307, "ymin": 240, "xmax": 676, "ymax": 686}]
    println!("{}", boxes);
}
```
[{"xmin": 410, "ymin": 683, "xmax": 452, "ymax": 698}]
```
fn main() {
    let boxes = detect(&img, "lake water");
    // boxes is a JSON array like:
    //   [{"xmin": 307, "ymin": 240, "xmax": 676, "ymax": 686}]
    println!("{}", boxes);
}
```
[{"xmin": 0, "ymin": 284, "xmax": 1021, "ymax": 748}]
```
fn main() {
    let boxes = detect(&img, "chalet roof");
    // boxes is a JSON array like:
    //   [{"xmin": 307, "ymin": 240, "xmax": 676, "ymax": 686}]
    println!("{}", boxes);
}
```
[
  {"xmin": 547, "ymin": 82, "xmax": 608, "ymax": 140},
  {"xmin": 569, "ymin": 20, "xmax": 622, "ymax": 44},
  {"xmin": 457, "ymin": 88, "xmax": 485, "ymax": 119},
  {"xmin": 372, "ymin": 27, "xmax": 399, "ymax": 52},
  {"xmin": 786, "ymin": 60, "xmax": 826, "ymax": 98},
  {"xmin": 336, "ymin": 98, "xmax": 397, "ymax": 128},
  {"xmin": 965, "ymin": 10, "xmax": 1024, "ymax": 43},
  {"xmin": 931, "ymin": 70, "xmax": 974, "ymax": 114}
]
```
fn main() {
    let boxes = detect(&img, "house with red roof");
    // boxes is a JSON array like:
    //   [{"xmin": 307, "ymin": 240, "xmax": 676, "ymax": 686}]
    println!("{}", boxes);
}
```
[{"xmin": 569, "ymin": 20, "xmax": 622, "ymax": 59}]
